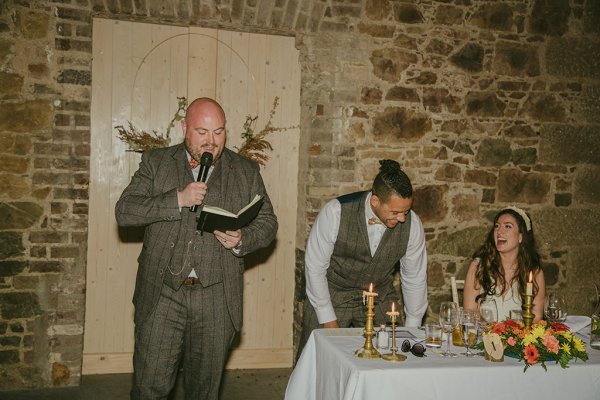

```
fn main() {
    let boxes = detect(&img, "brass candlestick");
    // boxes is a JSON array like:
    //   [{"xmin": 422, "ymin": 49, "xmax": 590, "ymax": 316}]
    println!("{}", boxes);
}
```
[
  {"xmin": 522, "ymin": 293, "xmax": 534, "ymax": 329},
  {"xmin": 355, "ymin": 291, "xmax": 380, "ymax": 358},
  {"xmin": 381, "ymin": 308, "xmax": 406, "ymax": 362}
]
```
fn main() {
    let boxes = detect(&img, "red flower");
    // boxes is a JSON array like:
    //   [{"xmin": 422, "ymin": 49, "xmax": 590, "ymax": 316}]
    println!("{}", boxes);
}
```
[
  {"xmin": 491, "ymin": 323, "xmax": 506, "ymax": 334},
  {"xmin": 549, "ymin": 322, "xmax": 569, "ymax": 332},
  {"xmin": 523, "ymin": 344, "xmax": 539, "ymax": 364},
  {"xmin": 504, "ymin": 319, "xmax": 521, "ymax": 329}
]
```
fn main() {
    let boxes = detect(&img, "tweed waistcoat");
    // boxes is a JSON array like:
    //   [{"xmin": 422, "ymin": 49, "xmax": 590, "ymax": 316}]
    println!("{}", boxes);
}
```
[
  {"xmin": 327, "ymin": 191, "xmax": 411, "ymax": 307},
  {"xmin": 162, "ymin": 152, "xmax": 231, "ymax": 290}
]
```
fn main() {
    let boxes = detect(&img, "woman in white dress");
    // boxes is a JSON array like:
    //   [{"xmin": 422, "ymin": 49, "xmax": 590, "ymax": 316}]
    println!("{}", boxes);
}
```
[{"xmin": 463, "ymin": 207, "xmax": 546, "ymax": 322}]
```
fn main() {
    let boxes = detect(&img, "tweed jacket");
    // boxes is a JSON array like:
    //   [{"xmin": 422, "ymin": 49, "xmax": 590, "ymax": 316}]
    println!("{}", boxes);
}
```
[{"xmin": 115, "ymin": 144, "xmax": 278, "ymax": 331}]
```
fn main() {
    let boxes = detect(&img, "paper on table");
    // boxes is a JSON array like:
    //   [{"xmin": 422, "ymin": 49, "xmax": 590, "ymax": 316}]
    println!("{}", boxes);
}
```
[{"xmin": 384, "ymin": 328, "xmax": 418, "ymax": 339}]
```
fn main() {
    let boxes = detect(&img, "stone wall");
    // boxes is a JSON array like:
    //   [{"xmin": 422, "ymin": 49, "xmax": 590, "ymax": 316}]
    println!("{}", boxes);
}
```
[{"xmin": 0, "ymin": 0, "xmax": 599, "ymax": 389}]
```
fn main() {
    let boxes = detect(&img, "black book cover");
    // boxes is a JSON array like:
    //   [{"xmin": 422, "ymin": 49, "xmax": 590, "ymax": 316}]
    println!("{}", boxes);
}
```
[{"xmin": 196, "ymin": 195, "xmax": 263, "ymax": 233}]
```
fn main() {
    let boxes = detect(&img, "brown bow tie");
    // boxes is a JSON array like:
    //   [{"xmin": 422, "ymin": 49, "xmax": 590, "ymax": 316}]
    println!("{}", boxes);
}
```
[
  {"xmin": 368, "ymin": 217, "xmax": 383, "ymax": 225},
  {"xmin": 189, "ymin": 158, "xmax": 199, "ymax": 169}
]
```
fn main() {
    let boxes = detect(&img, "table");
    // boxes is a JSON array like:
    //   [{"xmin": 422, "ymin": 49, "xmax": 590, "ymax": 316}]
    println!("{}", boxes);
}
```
[{"xmin": 285, "ymin": 327, "xmax": 600, "ymax": 400}]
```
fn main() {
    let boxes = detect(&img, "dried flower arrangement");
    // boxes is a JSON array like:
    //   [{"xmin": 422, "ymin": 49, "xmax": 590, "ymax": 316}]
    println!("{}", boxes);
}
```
[{"xmin": 115, "ymin": 96, "xmax": 295, "ymax": 167}]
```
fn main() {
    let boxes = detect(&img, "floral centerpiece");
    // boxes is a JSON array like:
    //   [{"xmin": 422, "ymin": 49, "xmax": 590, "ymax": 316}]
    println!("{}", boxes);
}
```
[{"xmin": 478, "ymin": 319, "xmax": 589, "ymax": 371}]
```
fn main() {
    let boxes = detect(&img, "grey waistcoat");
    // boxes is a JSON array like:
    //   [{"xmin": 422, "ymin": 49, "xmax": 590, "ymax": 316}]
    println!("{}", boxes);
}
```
[{"xmin": 327, "ymin": 191, "xmax": 411, "ymax": 307}]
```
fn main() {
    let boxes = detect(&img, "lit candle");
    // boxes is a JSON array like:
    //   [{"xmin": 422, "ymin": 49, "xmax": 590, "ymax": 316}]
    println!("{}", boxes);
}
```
[
  {"xmin": 526, "ymin": 271, "xmax": 533, "ymax": 296},
  {"xmin": 386, "ymin": 301, "xmax": 400, "ymax": 317},
  {"xmin": 362, "ymin": 283, "xmax": 377, "ymax": 305}
]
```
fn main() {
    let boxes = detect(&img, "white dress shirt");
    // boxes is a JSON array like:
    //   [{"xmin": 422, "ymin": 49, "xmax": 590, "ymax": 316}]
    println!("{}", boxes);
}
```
[{"xmin": 305, "ymin": 192, "xmax": 428, "ymax": 327}]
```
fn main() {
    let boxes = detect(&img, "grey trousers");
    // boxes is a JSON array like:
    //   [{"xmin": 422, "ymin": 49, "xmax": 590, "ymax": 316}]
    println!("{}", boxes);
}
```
[{"xmin": 131, "ymin": 282, "xmax": 236, "ymax": 400}]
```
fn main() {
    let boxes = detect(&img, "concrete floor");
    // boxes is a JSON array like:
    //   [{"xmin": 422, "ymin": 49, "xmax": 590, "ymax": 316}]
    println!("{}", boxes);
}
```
[{"xmin": 0, "ymin": 368, "xmax": 292, "ymax": 400}]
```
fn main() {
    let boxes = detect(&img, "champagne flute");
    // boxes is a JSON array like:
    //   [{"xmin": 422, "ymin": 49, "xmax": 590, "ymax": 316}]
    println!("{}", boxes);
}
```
[
  {"xmin": 439, "ymin": 301, "xmax": 458, "ymax": 357},
  {"xmin": 461, "ymin": 309, "xmax": 479, "ymax": 357}
]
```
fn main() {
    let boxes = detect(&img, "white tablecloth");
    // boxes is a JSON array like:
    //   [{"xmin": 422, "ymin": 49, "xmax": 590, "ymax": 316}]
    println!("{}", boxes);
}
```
[{"xmin": 285, "ymin": 327, "xmax": 600, "ymax": 400}]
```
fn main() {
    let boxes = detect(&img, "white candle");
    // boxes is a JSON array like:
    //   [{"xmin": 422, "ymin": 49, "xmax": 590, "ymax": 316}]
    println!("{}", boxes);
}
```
[
  {"xmin": 386, "ymin": 301, "xmax": 399, "ymax": 317},
  {"xmin": 526, "ymin": 271, "xmax": 533, "ymax": 296}
]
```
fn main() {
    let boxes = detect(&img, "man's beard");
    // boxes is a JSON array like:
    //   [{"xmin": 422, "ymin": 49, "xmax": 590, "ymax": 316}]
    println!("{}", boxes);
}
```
[{"xmin": 184, "ymin": 140, "xmax": 220, "ymax": 163}]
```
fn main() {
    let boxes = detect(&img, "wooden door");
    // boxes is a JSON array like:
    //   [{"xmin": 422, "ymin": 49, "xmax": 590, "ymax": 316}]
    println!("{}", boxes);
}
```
[{"xmin": 84, "ymin": 18, "xmax": 300, "ymax": 374}]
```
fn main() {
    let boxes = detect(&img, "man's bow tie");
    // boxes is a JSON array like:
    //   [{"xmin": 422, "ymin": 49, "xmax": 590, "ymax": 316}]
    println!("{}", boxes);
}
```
[
  {"xmin": 189, "ymin": 158, "xmax": 199, "ymax": 169},
  {"xmin": 368, "ymin": 217, "xmax": 383, "ymax": 225}
]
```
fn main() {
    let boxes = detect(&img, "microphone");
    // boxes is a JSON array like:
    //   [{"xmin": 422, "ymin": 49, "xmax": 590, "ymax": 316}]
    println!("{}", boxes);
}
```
[{"xmin": 190, "ymin": 151, "xmax": 213, "ymax": 212}]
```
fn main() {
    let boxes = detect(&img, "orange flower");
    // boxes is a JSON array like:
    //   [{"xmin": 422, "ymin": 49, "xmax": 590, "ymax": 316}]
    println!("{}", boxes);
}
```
[
  {"xmin": 542, "ymin": 335, "xmax": 560, "ymax": 354},
  {"xmin": 524, "ymin": 344, "xmax": 539, "ymax": 364}
]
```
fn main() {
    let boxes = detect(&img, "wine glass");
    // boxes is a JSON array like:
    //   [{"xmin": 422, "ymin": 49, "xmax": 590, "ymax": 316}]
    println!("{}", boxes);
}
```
[
  {"xmin": 461, "ymin": 309, "xmax": 479, "ymax": 357},
  {"xmin": 479, "ymin": 299, "xmax": 498, "ymax": 324},
  {"xmin": 439, "ymin": 301, "xmax": 459, "ymax": 357},
  {"xmin": 545, "ymin": 290, "xmax": 567, "ymax": 323}
]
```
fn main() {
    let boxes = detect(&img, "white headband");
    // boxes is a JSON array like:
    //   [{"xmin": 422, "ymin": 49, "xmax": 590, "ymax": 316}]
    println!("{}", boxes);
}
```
[{"xmin": 503, "ymin": 206, "xmax": 531, "ymax": 232}]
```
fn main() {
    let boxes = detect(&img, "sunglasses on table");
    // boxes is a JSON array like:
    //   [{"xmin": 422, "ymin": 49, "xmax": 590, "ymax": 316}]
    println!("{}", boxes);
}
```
[{"xmin": 401, "ymin": 339, "xmax": 426, "ymax": 357}]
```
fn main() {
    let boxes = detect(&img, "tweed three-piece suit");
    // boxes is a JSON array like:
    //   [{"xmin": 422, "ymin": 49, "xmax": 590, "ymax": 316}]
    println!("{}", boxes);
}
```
[{"xmin": 115, "ymin": 144, "xmax": 278, "ymax": 399}]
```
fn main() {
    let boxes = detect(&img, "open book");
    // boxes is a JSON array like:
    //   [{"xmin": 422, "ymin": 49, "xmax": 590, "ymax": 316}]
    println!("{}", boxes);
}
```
[{"xmin": 196, "ymin": 195, "xmax": 264, "ymax": 233}]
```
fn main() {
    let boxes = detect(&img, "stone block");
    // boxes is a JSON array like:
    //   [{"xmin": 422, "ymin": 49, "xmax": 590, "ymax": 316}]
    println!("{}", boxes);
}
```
[
  {"xmin": 522, "ymin": 93, "xmax": 565, "ymax": 122},
  {"xmin": 434, "ymin": 164, "xmax": 461, "ymax": 182},
  {"xmin": 493, "ymin": 41, "xmax": 540, "ymax": 77},
  {"xmin": 0, "ymin": 174, "xmax": 29, "ymax": 199},
  {"xmin": 0, "ymin": 292, "xmax": 41, "ymax": 319},
  {"xmin": 573, "ymin": 165, "xmax": 600, "ymax": 204},
  {"xmin": 423, "ymin": 88, "xmax": 461, "ymax": 113},
  {"xmin": 435, "ymin": 5, "xmax": 463, "ymax": 25},
  {"xmin": 392, "ymin": 3, "xmax": 423, "ymax": 24},
  {"xmin": 370, "ymin": 48, "xmax": 418, "ymax": 82},
  {"xmin": 412, "ymin": 185, "xmax": 448, "ymax": 223},
  {"xmin": 0, "ymin": 101, "xmax": 53, "ymax": 133},
  {"xmin": 0, "ymin": 260, "xmax": 27, "ymax": 278},
  {"xmin": 470, "ymin": 3, "xmax": 513, "ymax": 31},
  {"xmin": 496, "ymin": 168, "xmax": 550, "ymax": 203},
  {"xmin": 511, "ymin": 147, "xmax": 537, "ymax": 165},
  {"xmin": 357, "ymin": 23, "xmax": 396, "ymax": 38},
  {"xmin": 464, "ymin": 170, "xmax": 497, "ymax": 187},
  {"xmin": 503, "ymin": 123, "xmax": 536, "ymax": 138},
  {"xmin": 451, "ymin": 193, "xmax": 480, "ymax": 223},
  {"xmin": 385, "ymin": 86, "xmax": 419, "ymax": 102},
  {"xmin": 0, "ymin": 336, "xmax": 21, "ymax": 347},
  {"xmin": 449, "ymin": 42, "xmax": 484, "ymax": 72},
  {"xmin": 365, "ymin": 0, "xmax": 391, "ymax": 20},
  {"xmin": 426, "ymin": 38, "xmax": 454, "ymax": 56},
  {"xmin": 10, "ymin": 323, "xmax": 24, "ymax": 333},
  {"xmin": 528, "ymin": 0, "xmax": 570, "ymax": 36},
  {"xmin": 427, "ymin": 261, "xmax": 444, "ymax": 287},
  {"xmin": 56, "ymin": 6, "xmax": 90, "ymax": 22},
  {"xmin": 0, "ymin": 350, "xmax": 19, "ymax": 364},
  {"xmin": 539, "ymin": 125, "xmax": 600, "ymax": 165},
  {"xmin": 16, "ymin": 10, "xmax": 50, "ymax": 39},
  {"xmin": 546, "ymin": 37, "xmax": 600, "ymax": 79},
  {"xmin": 372, "ymin": 107, "xmax": 431, "ymax": 143},
  {"xmin": 407, "ymin": 71, "xmax": 437, "ymax": 85},
  {"xmin": 475, "ymin": 138, "xmax": 511, "ymax": 167},
  {"xmin": 0, "ymin": 202, "xmax": 44, "ymax": 230},
  {"xmin": 360, "ymin": 87, "xmax": 382, "ymax": 104},
  {"xmin": 57, "ymin": 69, "xmax": 91, "ymax": 86},
  {"xmin": 554, "ymin": 193, "xmax": 571, "ymax": 207},
  {"xmin": 0, "ymin": 232, "xmax": 24, "ymax": 260},
  {"xmin": 465, "ymin": 92, "xmax": 506, "ymax": 117},
  {"xmin": 541, "ymin": 262, "xmax": 559, "ymax": 286},
  {"xmin": 0, "ymin": 72, "xmax": 24, "ymax": 98},
  {"xmin": 428, "ymin": 226, "xmax": 488, "ymax": 257},
  {"xmin": 0, "ymin": 155, "xmax": 28, "ymax": 174}
]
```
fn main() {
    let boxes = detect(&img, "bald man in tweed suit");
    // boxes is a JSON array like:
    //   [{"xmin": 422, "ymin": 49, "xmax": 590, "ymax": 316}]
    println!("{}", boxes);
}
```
[{"xmin": 116, "ymin": 98, "xmax": 278, "ymax": 399}]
